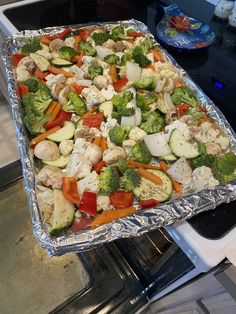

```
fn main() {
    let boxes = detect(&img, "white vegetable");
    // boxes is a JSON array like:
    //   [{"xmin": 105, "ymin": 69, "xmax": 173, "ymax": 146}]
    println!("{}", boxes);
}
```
[
  {"xmin": 75, "ymin": 79, "xmax": 93, "ymax": 87},
  {"xmin": 135, "ymin": 108, "xmax": 142, "ymax": 126},
  {"xmin": 144, "ymin": 132, "xmax": 171, "ymax": 157},
  {"xmin": 121, "ymin": 115, "xmax": 136, "ymax": 127},
  {"xmin": 167, "ymin": 157, "xmax": 192, "ymax": 187},
  {"xmin": 84, "ymin": 143, "xmax": 103, "ymax": 166},
  {"xmin": 77, "ymin": 171, "xmax": 99, "ymax": 195},
  {"xmin": 95, "ymin": 46, "xmax": 114, "ymax": 59},
  {"xmin": 34, "ymin": 140, "xmax": 60, "ymax": 161},
  {"xmin": 126, "ymin": 61, "xmax": 141, "ymax": 81},
  {"xmin": 146, "ymin": 52, "xmax": 154, "ymax": 63},
  {"xmin": 192, "ymin": 166, "xmax": 219, "ymax": 191},
  {"xmin": 129, "ymin": 127, "xmax": 147, "ymax": 142}
]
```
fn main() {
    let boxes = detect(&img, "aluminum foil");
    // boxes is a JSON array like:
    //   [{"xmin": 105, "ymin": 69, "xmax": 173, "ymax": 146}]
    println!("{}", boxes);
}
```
[{"xmin": 2, "ymin": 19, "xmax": 236, "ymax": 256}]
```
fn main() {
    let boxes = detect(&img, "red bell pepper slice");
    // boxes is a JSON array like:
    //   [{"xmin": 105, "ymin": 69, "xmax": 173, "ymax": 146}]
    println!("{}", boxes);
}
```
[
  {"xmin": 78, "ymin": 29, "xmax": 90, "ymax": 41},
  {"xmin": 79, "ymin": 192, "xmax": 97, "ymax": 217},
  {"xmin": 44, "ymin": 110, "xmax": 72, "ymax": 130},
  {"xmin": 139, "ymin": 199, "xmax": 160, "ymax": 209},
  {"xmin": 17, "ymin": 84, "xmax": 29, "ymax": 98},
  {"xmin": 176, "ymin": 103, "xmax": 190, "ymax": 118},
  {"xmin": 127, "ymin": 32, "xmax": 144, "ymax": 38},
  {"xmin": 75, "ymin": 85, "xmax": 86, "ymax": 94},
  {"xmin": 113, "ymin": 77, "xmax": 128, "ymax": 92},
  {"xmin": 93, "ymin": 160, "xmax": 106, "ymax": 174},
  {"xmin": 46, "ymin": 27, "xmax": 72, "ymax": 40},
  {"xmin": 198, "ymin": 106, "xmax": 207, "ymax": 113},
  {"xmin": 70, "ymin": 217, "xmax": 94, "ymax": 233},
  {"xmin": 34, "ymin": 68, "xmax": 48, "ymax": 81},
  {"xmin": 62, "ymin": 177, "xmax": 81, "ymax": 206},
  {"xmin": 82, "ymin": 112, "xmax": 104, "ymax": 129},
  {"xmin": 12, "ymin": 53, "xmax": 24, "ymax": 67},
  {"xmin": 109, "ymin": 191, "xmax": 134, "ymax": 208}
]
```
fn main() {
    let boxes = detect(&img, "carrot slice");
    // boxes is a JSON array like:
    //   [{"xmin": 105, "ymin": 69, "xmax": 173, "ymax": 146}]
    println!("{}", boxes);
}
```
[
  {"xmin": 100, "ymin": 137, "xmax": 108, "ymax": 152},
  {"xmin": 90, "ymin": 207, "xmax": 136, "ymax": 227},
  {"xmin": 146, "ymin": 63, "xmax": 156, "ymax": 72},
  {"xmin": 44, "ymin": 102, "xmax": 62, "ymax": 129},
  {"xmin": 48, "ymin": 66, "xmax": 73, "ymax": 78},
  {"xmin": 175, "ymin": 80, "xmax": 185, "ymax": 88},
  {"xmin": 151, "ymin": 48, "xmax": 165, "ymax": 62},
  {"xmin": 172, "ymin": 179, "xmax": 183, "ymax": 193},
  {"xmin": 45, "ymin": 102, "xmax": 57, "ymax": 115},
  {"xmin": 109, "ymin": 65, "xmax": 118, "ymax": 83},
  {"xmin": 127, "ymin": 160, "xmax": 161, "ymax": 170},
  {"xmin": 73, "ymin": 35, "xmax": 81, "ymax": 50},
  {"xmin": 137, "ymin": 168, "xmax": 163, "ymax": 185},
  {"xmin": 30, "ymin": 126, "xmax": 61, "ymax": 148},
  {"xmin": 40, "ymin": 36, "xmax": 51, "ymax": 45},
  {"xmin": 200, "ymin": 117, "xmax": 209, "ymax": 124},
  {"xmin": 93, "ymin": 136, "xmax": 102, "ymax": 146},
  {"xmin": 160, "ymin": 161, "xmax": 169, "ymax": 172}
]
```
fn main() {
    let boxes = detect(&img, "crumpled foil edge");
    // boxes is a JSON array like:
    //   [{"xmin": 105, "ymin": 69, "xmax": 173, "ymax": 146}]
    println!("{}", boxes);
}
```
[{"xmin": 2, "ymin": 19, "xmax": 236, "ymax": 256}]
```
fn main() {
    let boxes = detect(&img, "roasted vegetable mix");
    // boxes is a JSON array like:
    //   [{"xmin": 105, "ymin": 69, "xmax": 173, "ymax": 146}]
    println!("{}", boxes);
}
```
[{"xmin": 12, "ymin": 25, "xmax": 235, "ymax": 236}]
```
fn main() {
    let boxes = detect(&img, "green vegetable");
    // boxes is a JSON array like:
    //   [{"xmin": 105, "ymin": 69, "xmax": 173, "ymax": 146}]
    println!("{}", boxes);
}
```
[
  {"xmin": 140, "ymin": 111, "xmax": 165, "ymax": 134},
  {"xmin": 98, "ymin": 166, "xmax": 120, "ymax": 193},
  {"xmin": 114, "ymin": 160, "xmax": 128, "ymax": 174},
  {"xmin": 87, "ymin": 64, "xmax": 103, "ymax": 80},
  {"xmin": 121, "ymin": 49, "xmax": 133, "ymax": 65},
  {"xmin": 218, "ymin": 153, "xmax": 236, "ymax": 175},
  {"xmin": 112, "ymin": 90, "xmax": 133, "ymax": 108},
  {"xmin": 136, "ymin": 91, "xmax": 157, "ymax": 111},
  {"xmin": 216, "ymin": 172, "xmax": 236, "ymax": 184},
  {"xmin": 21, "ymin": 38, "xmax": 41, "ymax": 56},
  {"xmin": 104, "ymin": 54, "xmax": 120, "ymax": 65},
  {"xmin": 91, "ymin": 31, "xmax": 111, "ymax": 45},
  {"xmin": 24, "ymin": 78, "xmax": 40, "ymax": 93},
  {"xmin": 77, "ymin": 40, "xmax": 96, "ymax": 56},
  {"xmin": 24, "ymin": 113, "xmax": 50, "ymax": 135},
  {"xmin": 138, "ymin": 38, "xmax": 153, "ymax": 54},
  {"xmin": 171, "ymin": 86, "xmax": 197, "ymax": 106},
  {"xmin": 133, "ymin": 76, "xmax": 157, "ymax": 91},
  {"xmin": 110, "ymin": 26, "xmax": 130, "ymax": 41},
  {"xmin": 62, "ymin": 92, "xmax": 86, "ymax": 116},
  {"xmin": 187, "ymin": 107, "xmax": 206, "ymax": 123},
  {"xmin": 120, "ymin": 168, "xmax": 141, "ymax": 192},
  {"xmin": 31, "ymin": 88, "xmax": 52, "ymax": 115},
  {"xmin": 109, "ymin": 125, "xmax": 130, "ymax": 146},
  {"xmin": 130, "ymin": 141, "xmax": 152, "ymax": 164},
  {"xmin": 191, "ymin": 154, "xmax": 217, "ymax": 169},
  {"xmin": 132, "ymin": 46, "xmax": 151, "ymax": 68},
  {"xmin": 198, "ymin": 143, "xmax": 207, "ymax": 155},
  {"xmin": 59, "ymin": 46, "xmax": 75, "ymax": 60}
]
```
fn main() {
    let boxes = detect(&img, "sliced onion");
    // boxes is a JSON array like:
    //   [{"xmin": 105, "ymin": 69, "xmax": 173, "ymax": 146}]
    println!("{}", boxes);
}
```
[
  {"xmin": 121, "ymin": 115, "xmax": 136, "ymax": 127},
  {"xmin": 126, "ymin": 61, "xmax": 141, "ymax": 81},
  {"xmin": 135, "ymin": 108, "xmax": 142, "ymax": 126},
  {"xmin": 95, "ymin": 46, "xmax": 113, "ymax": 60},
  {"xmin": 144, "ymin": 132, "xmax": 171, "ymax": 157}
]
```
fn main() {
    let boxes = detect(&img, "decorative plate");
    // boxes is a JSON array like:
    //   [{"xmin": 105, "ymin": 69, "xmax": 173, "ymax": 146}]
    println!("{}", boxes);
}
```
[{"xmin": 156, "ymin": 4, "xmax": 215, "ymax": 50}]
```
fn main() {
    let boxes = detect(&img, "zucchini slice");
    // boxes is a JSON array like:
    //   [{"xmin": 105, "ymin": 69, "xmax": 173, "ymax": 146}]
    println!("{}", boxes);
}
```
[
  {"xmin": 30, "ymin": 53, "xmax": 50, "ymax": 72},
  {"xmin": 51, "ymin": 58, "xmax": 73, "ymax": 67},
  {"xmin": 169, "ymin": 129, "xmax": 199, "ymax": 159},
  {"xmin": 134, "ymin": 170, "xmax": 173, "ymax": 202},
  {"xmin": 99, "ymin": 100, "xmax": 113, "ymax": 118},
  {"xmin": 49, "ymin": 189, "xmax": 75, "ymax": 236},
  {"xmin": 42, "ymin": 155, "xmax": 70, "ymax": 168},
  {"xmin": 46, "ymin": 121, "xmax": 75, "ymax": 142},
  {"xmin": 160, "ymin": 154, "xmax": 177, "ymax": 161}
]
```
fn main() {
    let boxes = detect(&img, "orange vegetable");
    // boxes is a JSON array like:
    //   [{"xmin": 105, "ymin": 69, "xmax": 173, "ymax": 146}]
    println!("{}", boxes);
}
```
[
  {"xmin": 93, "ymin": 160, "xmax": 106, "ymax": 174},
  {"xmin": 73, "ymin": 35, "xmax": 81, "ymax": 50},
  {"xmin": 46, "ymin": 102, "xmax": 57, "ymax": 114},
  {"xmin": 93, "ymin": 136, "xmax": 102, "ymax": 146},
  {"xmin": 62, "ymin": 177, "xmax": 81, "ymax": 206},
  {"xmin": 172, "ymin": 179, "xmax": 183, "ymax": 193},
  {"xmin": 109, "ymin": 191, "xmax": 134, "ymax": 208},
  {"xmin": 109, "ymin": 65, "xmax": 118, "ymax": 83},
  {"xmin": 175, "ymin": 80, "xmax": 185, "ymax": 88},
  {"xmin": 151, "ymin": 48, "xmax": 164, "ymax": 62},
  {"xmin": 200, "ymin": 117, "xmax": 209, "ymax": 124},
  {"xmin": 30, "ymin": 126, "xmax": 61, "ymax": 148},
  {"xmin": 137, "ymin": 168, "xmax": 163, "ymax": 185},
  {"xmin": 48, "ymin": 66, "xmax": 73, "ymax": 78},
  {"xmin": 146, "ymin": 63, "xmax": 156, "ymax": 72},
  {"xmin": 160, "ymin": 161, "xmax": 169, "ymax": 172},
  {"xmin": 44, "ymin": 102, "xmax": 62, "ymax": 129},
  {"xmin": 40, "ymin": 36, "xmax": 51, "ymax": 45},
  {"xmin": 113, "ymin": 77, "xmax": 128, "ymax": 92},
  {"xmin": 127, "ymin": 160, "xmax": 161, "ymax": 170},
  {"xmin": 90, "ymin": 207, "xmax": 136, "ymax": 227},
  {"xmin": 72, "ymin": 52, "xmax": 84, "ymax": 67},
  {"xmin": 100, "ymin": 137, "xmax": 108, "ymax": 152}
]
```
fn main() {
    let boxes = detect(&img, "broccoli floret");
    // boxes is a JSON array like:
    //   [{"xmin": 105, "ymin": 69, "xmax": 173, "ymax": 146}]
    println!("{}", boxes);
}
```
[
  {"xmin": 133, "ymin": 76, "xmax": 157, "ymax": 91},
  {"xmin": 24, "ymin": 113, "xmax": 50, "ymax": 135},
  {"xmin": 104, "ymin": 54, "xmax": 120, "ymax": 65},
  {"xmin": 198, "ymin": 142, "xmax": 207, "ymax": 155},
  {"xmin": 21, "ymin": 38, "xmax": 41, "ymax": 56},
  {"xmin": 171, "ymin": 86, "xmax": 197, "ymax": 106},
  {"xmin": 91, "ymin": 31, "xmax": 111, "ymax": 45},
  {"xmin": 110, "ymin": 26, "xmax": 130, "ymax": 41},
  {"xmin": 59, "ymin": 46, "xmax": 75, "ymax": 60},
  {"xmin": 217, "ymin": 172, "xmax": 236, "ymax": 184},
  {"xmin": 136, "ymin": 91, "xmax": 157, "ymax": 111},
  {"xmin": 112, "ymin": 90, "xmax": 133, "ymax": 108},
  {"xmin": 187, "ymin": 107, "xmax": 206, "ymax": 123},
  {"xmin": 121, "ymin": 49, "xmax": 133, "ymax": 65},
  {"xmin": 191, "ymin": 154, "xmax": 217, "ymax": 169},
  {"xmin": 24, "ymin": 78, "xmax": 40, "ymax": 93},
  {"xmin": 120, "ymin": 168, "xmax": 141, "ymax": 192},
  {"xmin": 22, "ymin": 92, "xmax": 35, "ymax": 107},
  {"xmin": 32, "ymin": 88, "xmax": 52, "ymax": 115},
  {"xmin": 130, "ymin": 141, "xmax": 152, "ymax": 164},
  {"xmin": 77, "ymin": 40, "xmax": 96, "ymax": 56},
  {"xmin": 218, "ymin": 153, "xmax": 236, "ymax": 175},
  {"xmin": 132, "ymin": 46, "xmax": 151, "ymax": 68},
  {"xmin": 109, "ymin": 125, "xmax": 130, "ymax": 146},
  {"xmin": 140, "ymin": 111, "xmax": 164, "ymax": 134},
  {"xmin": 98, "ymin": 166, "xmax": 120, "ymax": 193},
  {"xmin": 62, "ymin": 92, "xmax": 86, "ymax": 116},
  {"xmin": 138, "ymin": 38, "xmax": 153, "ymax": 54},
  {"xmin": 114, "ymin": 160, "xmax": 128, "ymax": 174},
  {"xmin": 87, "ymin": 64, "xmax": 103, "ymax": 80}
]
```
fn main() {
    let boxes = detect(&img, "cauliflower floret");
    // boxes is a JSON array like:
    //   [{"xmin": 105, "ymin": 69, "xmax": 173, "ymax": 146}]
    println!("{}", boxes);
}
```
[
  {"xmin": 205, "ymin": 142, "xmax": 222, "ymax": 156},
  {"xmin": 72, "ymin": 138, "xmax": 89, "ymax": 154},
  {"xmin": 102, "ymin": 39, "xmax": 115, "ymax": 49},
  {"xmin": 84, "ymin": 143, "xmax": 103, "ymax": 166},
  {"xmin": 141, "ymin": 68, "xmax": 155, "ymax": 77},
  {"xmin": 94, "ymin": 57, "xmax": 110, "ymax": 69},
  {"xmin": 97, "ymin": 195, "xmax": 113, "ymax": 211},
  {"xmin": 37, "ymin": 166, "xmax": 63, "ymax": 189},
  {"xmin": 59, "ymin": 140, "xmax": 74, "ymax": 156},
  {"xmin": 36, "ymin": 186, "xmax": 54, "ymax": 222},
  {"xmin": 192, "ymin": 166, "xmax": 219, "ymax": 191},
  {"xmin": 93, "ymin": 75, "xmax": 108, "ymax": 90},
  {"xmin": 74, "ymin": 125, "xmax": 96, "ymax": 142},
  {"xmin": 194, "ymin": 122, "xmax": 219, "ymax": 143},
  {"xmin": 81, "ymin": 85, "xmax": 105, "ymax": 110},
  {"xmin": 68, "ymin": 65, "xmax": 84, "ymax": 79},
  {"xmin": 64, "ymin": 36, "xmax": 75, "ymax": 48},
  {"xmin": 66, "ymin": 154, "xmax": 92, "ymax": 179},
  {"xmin": 45, "ymin": 73, "xmax": 66, "ymax": 89},
  {"xmin": 100, "ymin": 84, "xmax": 116, "ymax": 100},
  {"xmin": 100, "ymin": 118, "xmax": 118, "ymax": 137},
  {"xmin": 167, "ymin": 157, "xmax": 192, "ymax": 188},
  {"xmin": 77, "ymin": 171, "xmax": 99, "ymax": 195},
  {"xmin": 165, "ymin": 121, "xmax": 191, "ymax": 141},
  {"xmin": 16, "ymin": 56, "xmax": 36, "ymax": 82},
  {"xmin": 129, "ymin": 127, "xmax": 147, "ymax": 142},
  {"xmin": 122, "ymin": 139, "xmax": 136, "ymax": 154},
  {"xmin": 80, "ymin": 56, "xmax": 95, "ymax": 73},
  {"xmin": 103, "ymin": 147, "xmax": 127, "ymax": 165},
  {"xmin": 215, "ymin": 135, "xmax": 230, "ymax": 150},
  {"xmin": 103, "ymin": 68, "xmax": 113, "ymax": 84}
]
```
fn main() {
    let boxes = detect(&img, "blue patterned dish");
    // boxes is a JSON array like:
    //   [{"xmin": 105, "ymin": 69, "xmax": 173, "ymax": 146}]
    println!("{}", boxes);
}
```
[{"xmin": 156, "ymin": 4, "xmax": 215, "ymax": 51}]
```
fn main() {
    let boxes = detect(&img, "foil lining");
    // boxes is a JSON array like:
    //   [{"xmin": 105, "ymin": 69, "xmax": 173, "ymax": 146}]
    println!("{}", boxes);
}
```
[{"xmin": 2, "ymin": 19, "xmax": 236, "ymax": 256}]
